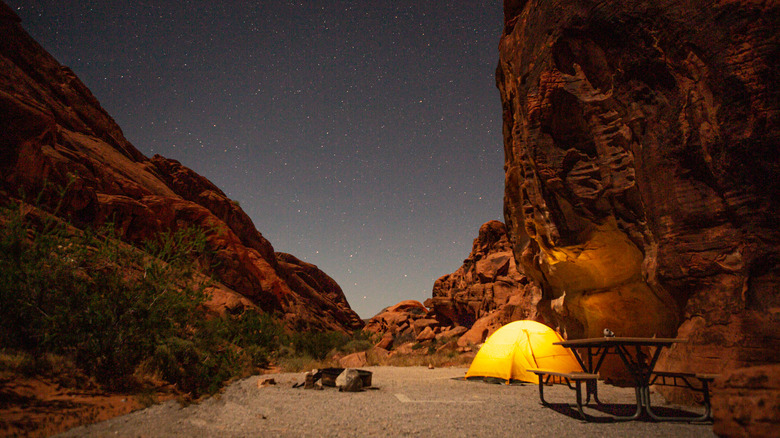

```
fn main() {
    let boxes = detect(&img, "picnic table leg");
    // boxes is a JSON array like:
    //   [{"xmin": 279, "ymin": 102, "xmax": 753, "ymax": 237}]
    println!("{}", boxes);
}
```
[
  {"xmin": 643, "ymin": 383, "xmax": 713, "ymax": 422},
  {"xmin": 535, "ymin": 374, "xmax": 594, "ymax": 422},
  {"xmin": 601, "ymin": 345, "xmax": 651, "ymax": 421},
  {"xmin": 574, "ymin": 380, "xmax": 587, "ymax": 420},
  {"xmin": 536, "ymin": 374, "xmax": 548, "ymax": 406},
  {"xmin": 700, "ymin": 379, "xmax": 713, "ymax": 421},
  {"xmin": 584, "ymin": 379, "xmax": 605, "ymax": 405},
  {"xmin": 598, "ymin": 385, "xmax": 644, "ymax": 421}
]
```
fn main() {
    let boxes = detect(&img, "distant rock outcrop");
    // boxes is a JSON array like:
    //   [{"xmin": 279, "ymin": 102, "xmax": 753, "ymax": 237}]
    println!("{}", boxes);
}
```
[
  {"xmin": 497, "ymin": 0, "xmax": 779, "ymax": 386},
  {"xmin": 427, "ymin": 220, "xmax": 540, "ymax": 344},
  {"xmin": 364, "ymin": 300, "xmax": 431, "ymax": 341},
  {"xmin": 365, "ymin": 221, "xmax": 541, "ymax": 349},
  {"xmin": 0, "ymin": 3, "xmax": 362, "ymax": 332}
]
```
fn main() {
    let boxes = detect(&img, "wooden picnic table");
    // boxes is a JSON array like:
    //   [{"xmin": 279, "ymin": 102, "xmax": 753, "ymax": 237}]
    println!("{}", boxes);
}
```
[{"xmin": 553, "ymin": 337, "xmax": 705, "ymax": 421}]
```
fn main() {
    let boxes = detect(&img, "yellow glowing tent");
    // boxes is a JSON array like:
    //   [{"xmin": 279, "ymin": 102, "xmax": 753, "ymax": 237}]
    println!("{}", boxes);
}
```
[{"xmin": 465, "ymin": 320, "xmax": 582, "ymax": 383}]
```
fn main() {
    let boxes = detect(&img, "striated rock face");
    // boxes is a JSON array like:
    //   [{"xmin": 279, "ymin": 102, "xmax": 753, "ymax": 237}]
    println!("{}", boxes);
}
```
[
  {"xmin": 427, "ymin": 221, "xmax": 540, "ymax": 335},
  {"xmin": 275, "ymin": 253, "xmax": 363, "ymax": 330},
  {"xmin": 364, "ymin": 300, "xmax": 431, "ymax": 339},
  {"xmin": 497, "ymin": 0, "xmax": 779, "ymax": 380},
  {"xmin": 0, "ymin": 3, "xmax": 362, "ymax": 332},
  {"xmin": 712, "ymin": 364, "xmax": 780, "ymax": 438}
]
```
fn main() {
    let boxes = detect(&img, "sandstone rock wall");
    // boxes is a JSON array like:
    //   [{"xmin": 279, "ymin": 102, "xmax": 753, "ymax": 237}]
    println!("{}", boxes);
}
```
[
  {"xmin": 426, "ymin": 220, "xmax": 541, "ymax": 343},
  {"xmin": 0, "ymin": 4, "xmax": 363, "ymax": 332},
  {"xmin": 427, "ymin": 221, "xmax": 533, "ymax": 325},
  {"xmin": 498, "ymin": 0, "xmax": 779, "ymax": 377},
  {"xmin": 712, "ymin": 364, "xmax": 780, "ymax": 438}
]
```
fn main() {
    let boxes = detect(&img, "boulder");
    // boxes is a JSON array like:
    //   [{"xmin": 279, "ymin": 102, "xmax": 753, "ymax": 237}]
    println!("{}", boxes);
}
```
[
  {"xmin": 338, "ymin": 351, "xmax": 368, "ymax": 368},
  {"xmin": 475, "ymin": 253, "xmax": 511, "ymax": 283},
  {"xmin": 435, "ymin": 339, "xmax": 459, "ymax": 354},
  {"xmin": 392, "ymin": 342, "xmax": 418, "ymax": 356},
  {"xmin": 375, "ymin": 333, "xmax": 394, "ymax": 350},
  {"xmin": 412, "ymin": 318, "xmax": 439, "ymax": 335},
  {"xmin": 369, "ymin": 347, "xmax": 390, "ymax": 361},
  {"xmin": 712, "ymin": 364, "xmax": 780, "ymax": 438},
  {"xmin": 436, "ymin": 326, "xmax": 468, "ymax": 341},
  {"xmin": 415, "ymin": 326, "xmax": 436, "ymax": 342},
  {"xmin": 457, "ymin": 311, "xmax": 506, "ymax": 347},
  {"xmin": 338, "ymin": 369, "xmax": 364, "ymax": 392}
]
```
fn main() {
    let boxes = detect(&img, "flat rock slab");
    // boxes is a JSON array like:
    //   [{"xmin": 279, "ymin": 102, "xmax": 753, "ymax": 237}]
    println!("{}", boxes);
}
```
[{"xmin": 57, "ymin": 366, "xmax": 715, "ymax": 438}]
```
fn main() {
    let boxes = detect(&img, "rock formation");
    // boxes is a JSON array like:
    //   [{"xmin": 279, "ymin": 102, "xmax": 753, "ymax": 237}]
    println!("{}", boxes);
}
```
[
  {"xmin": 712, "ymin": 364, "xmax": 780, "ymax": 437},
  {"xmin": 364, "ymin": 221, "xmax": 541, "ymax": 350},
  {"xmin": 364, "ymin": 300, "xmax": 431, "ymax": 340},
  {"xmin": 0, "ymin": 3, "xmax": 363, "ymax": 332},
  {"xmin": 364, "ymin": 299, "xmax": 474, "ymax": 351},
  {"xmin": 427, "ymin": 220, "xmax": 540, "ymax": 344},
  {"xmin": 497, "ymin": 0, "xmax": 779, "ymax": 382}
]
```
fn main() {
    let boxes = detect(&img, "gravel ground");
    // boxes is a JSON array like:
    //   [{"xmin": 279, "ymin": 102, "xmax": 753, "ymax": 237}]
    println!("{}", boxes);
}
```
[{"xmin": 57, "ymin": 366, "xmax": 716, "ymax": 438}]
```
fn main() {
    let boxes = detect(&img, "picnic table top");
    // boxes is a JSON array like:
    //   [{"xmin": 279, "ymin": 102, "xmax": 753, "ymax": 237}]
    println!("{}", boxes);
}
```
[{"xmin": 554, "ymin": 337, "xmax": 688, "ymax": 348}]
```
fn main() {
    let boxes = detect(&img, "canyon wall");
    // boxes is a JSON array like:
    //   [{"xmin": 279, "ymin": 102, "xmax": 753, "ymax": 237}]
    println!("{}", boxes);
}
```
[
  {"xmin": 0, "ymin": 3, "xmax": 363, "ymax": 332},
  {"xmin": 497, "ymin": 0, "xmax": 779, "ymax": 376}
]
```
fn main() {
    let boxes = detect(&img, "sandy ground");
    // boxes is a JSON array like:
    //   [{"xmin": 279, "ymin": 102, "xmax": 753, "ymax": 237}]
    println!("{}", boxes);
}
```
[{"xmin": 52, "ymin": 366, "xmax": 716, "ymax": 438}]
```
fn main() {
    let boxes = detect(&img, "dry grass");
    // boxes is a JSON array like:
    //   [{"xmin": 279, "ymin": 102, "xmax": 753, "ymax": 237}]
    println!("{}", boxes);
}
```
[
  {"xmin": 275, "ymin": 355, "xmax": 337, "ymax": 372},
  {"xmin": 369, "ymin": 349, "xmax": 474, "ymax": 368},
  {"xmin": 0, "ymin": 350, "xmax": 95, "ymax": 389},
  {"xmin": 272, "ymin": 341, "xmax": 475, "ymax": 372}
]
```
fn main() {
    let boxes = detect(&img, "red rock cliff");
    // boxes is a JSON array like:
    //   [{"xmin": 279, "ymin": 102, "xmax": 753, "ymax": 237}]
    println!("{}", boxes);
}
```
[
  {"xmin": 497, "ymin": 0, "xmax": 779, "ymax": 377},
  {"xmin": 0, "ymin": 3, "xmax": 363, "ymax": 332}
]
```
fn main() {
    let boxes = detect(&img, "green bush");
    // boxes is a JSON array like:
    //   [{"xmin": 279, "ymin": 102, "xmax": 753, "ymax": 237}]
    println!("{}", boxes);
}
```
[
  {"xmin": 1, "ymin": 187, "xmax": 391, "ymax": 398},
  {"xmin": 0, "ymin": 195, "xmax": 285, "ymax": 397},
  {"xmin": 288, "ymin": 331, "xmax": 348, "ymax": 360},
  {"xmin": 338, "ymin": 339, "xmax": 374, "ymax": 354},
  {"xmin": 392, "ymin": 330, "xmax": 416, "ymax": 346},
  {"xmin": 285, "ymin": 328, "xmax": 377, "ymax": 362}
]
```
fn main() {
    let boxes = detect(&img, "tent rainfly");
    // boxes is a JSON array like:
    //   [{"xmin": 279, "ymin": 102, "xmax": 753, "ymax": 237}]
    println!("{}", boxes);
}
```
[{"xmin": 464, "ymin": 320, "xmax": 583, "ymax": 383}]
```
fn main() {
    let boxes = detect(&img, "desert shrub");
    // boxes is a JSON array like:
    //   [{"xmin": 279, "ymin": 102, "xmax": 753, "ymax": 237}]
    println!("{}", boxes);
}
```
[
  {"xmin": 148, "ymin": 337, "xmax": 201, "ymax": 389},
  {"xmin": 286, "ymin": 327, "xmax": 380, "ymax": 360},
  {"xmin": 177, "ymin": 309, "xmax": 285, "ymax": 394},
  {"xmin": 334, "ymin": 329, "xmax": 377, "ymax": 354},
  {"xmin": 392, "ymin": 330, "xmax": 416, "ymax": 346},
  {"xmin": 338, "ymin": 339, "xmax": 374, "ymax": 354},
  {"xmin": 0, "ymin": 200, "xmax": 209, "ymax": 389},
  {"xmin": 0, "ymin": 194, "xmax": 287, "ymax": 396},
  {"xmin": 350, "ymin": 329, "xmax": 378, "ymax": 344},
  {"xmin": 288, "ymin": 331, "xmax": 348, "ymax": 360},
  {"xmin": 275, "ymin": 354, "xmax": 328, "ymax": 372}
]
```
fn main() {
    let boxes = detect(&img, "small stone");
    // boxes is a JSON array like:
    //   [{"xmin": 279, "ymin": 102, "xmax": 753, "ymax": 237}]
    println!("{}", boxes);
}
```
[{"xmin": 257, "ymin": 378, "xmax": 276, "ymax": 388}]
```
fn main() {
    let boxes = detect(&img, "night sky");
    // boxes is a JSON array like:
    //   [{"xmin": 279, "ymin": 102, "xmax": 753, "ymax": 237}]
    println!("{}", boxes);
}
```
[{"xmin": 9, "ymin": 1, "xmax": 505, "ymax": 319}]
